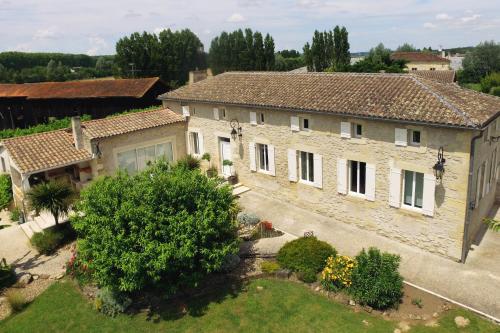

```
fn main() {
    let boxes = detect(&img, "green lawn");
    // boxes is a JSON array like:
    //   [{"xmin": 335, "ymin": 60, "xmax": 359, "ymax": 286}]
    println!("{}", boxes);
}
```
[{"xmin": 0, "ymin": 279, "xmax": 498, "ymax": 333}]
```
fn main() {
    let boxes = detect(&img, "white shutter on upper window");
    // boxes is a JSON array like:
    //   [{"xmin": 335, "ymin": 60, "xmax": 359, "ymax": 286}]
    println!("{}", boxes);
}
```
[
  {"xmin": 213, "ymin": 108, "xmax": 220, "ymax": 120},
  {"xmin": 313, "ymin": 154, "xmax": 323, "ymax": 188},
  {"xmin": 290, "ymin": 116, "xmax": 300, "ymax": 132},
  {"xmin": 268, "ymin": 145, "xmax": 276, "ymax": 176},
  {"xmin": 422, "ymin": 173, "xmax": 436, "ymax": 217},
  {"xmin": 395, "ymin": 128, "xmax": 407, "ymax": 146},
  {"xmin": 250, "ymin": 111, "xmax": 257, "ymax": 125},
  {"xmin": 287, "ymin": 149, "xmax": 297, "ymax": 181},
  {"xmin": 197, "ymin": 132, "xmax": 204, "ymax": 155},
  {"xmin": 182, "ymin": 106, "xmax": 190, "ymax": 117},
  {"xmin": 249, "ymin": 142, "xmax": 256, "ymax": 171},
  {"xmin": 337, "ymin": 159, "xmax": 348, "ymax": 194},
  {"xmin": 365, "ymin": 163, "xmax": 376, "ymax": 201},
  {"xmin": 340, "ymin": 122, "xmax": 351, "ymax": 138},
  {"xmin": 389, "ymin": 168, "xmax": 402, "ymax": 207}
]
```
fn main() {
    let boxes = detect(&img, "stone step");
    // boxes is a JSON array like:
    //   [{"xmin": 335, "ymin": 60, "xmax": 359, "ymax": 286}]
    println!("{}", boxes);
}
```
[{"xmin": 233, "ymin": 185, "xmax": 251, "ymax": 196}]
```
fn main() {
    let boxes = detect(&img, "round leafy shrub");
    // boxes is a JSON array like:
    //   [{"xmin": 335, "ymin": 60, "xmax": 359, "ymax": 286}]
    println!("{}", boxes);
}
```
[
  {"xmin": 220, "ymin": 253, "xmax": 241, "ymax": 272},
  {"xmin": 349, "ymin": 247, "xmax": 403, "ymax": 310},
  {"xmin": 277, "ymin": 237, "xmax": 336, "ymax": 283},
  {"xmin": 31, "ymin": 230, "xmax": 64, "ymax": 255},
  {"xmin": 177, "ymin": 155, "xmax": 201, "ymax": 170},
  {"xmin": 0, "ymin": 174, "xmax": 12, "ymax": 210},
  {"xmin": 492, "ymin": 86, "xmax": 500, "ymax": 97},
  {"xmin": 95, "ymin": 288, "xmax": 132, "ymax": 317},
  {"xmin": 237, "ymin": 212, "xmax": 260, "ymax": 226},
  {"xmin": 321, "ymin": 255, "xmax": 356, "ymax": 291}
]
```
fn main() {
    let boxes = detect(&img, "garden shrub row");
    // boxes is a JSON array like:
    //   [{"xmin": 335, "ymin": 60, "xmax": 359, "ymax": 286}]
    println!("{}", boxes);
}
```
[{"xmin": 277, "ymin": 236, "xmax": 404, "ymax": 310}]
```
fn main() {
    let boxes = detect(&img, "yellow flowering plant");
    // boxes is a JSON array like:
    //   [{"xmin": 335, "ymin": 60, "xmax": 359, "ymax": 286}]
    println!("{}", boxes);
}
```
[{"xmin": 321, "ymin": 255, "xmax": 356, "ymax": 291}]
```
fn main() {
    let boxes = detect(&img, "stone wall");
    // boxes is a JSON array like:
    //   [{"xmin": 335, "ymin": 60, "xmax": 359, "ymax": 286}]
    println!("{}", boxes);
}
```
[
  {"xmin": 165, "ymin": 100, "xmax": 474, "ymax": 260},
  {"xmin": 406, "ymin": 62, "xmax": 450, "ymax": 71}
]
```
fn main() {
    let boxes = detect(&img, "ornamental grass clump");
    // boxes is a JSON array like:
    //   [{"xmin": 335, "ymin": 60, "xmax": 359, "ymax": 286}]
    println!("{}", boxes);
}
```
[{"xmin": 321, "ymin": 255, "xmax": 356, "ymax": 291}]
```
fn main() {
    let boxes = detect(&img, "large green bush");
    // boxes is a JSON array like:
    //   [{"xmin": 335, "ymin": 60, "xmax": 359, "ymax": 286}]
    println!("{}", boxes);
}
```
[
  {"xmin": 72, "ymin": 161, "xmax": 239, "ymax": 293},
  {"xmin": 30, "ymin": 224, "xmax": 76, "ymax": 255},
  {"xmin": 349, "ymin": 247, "xmax": 403, "ymax": 310},
  {"xmin": 0, "ymin": 174, "xmax": 12, "ymax": 209},
  {"xmin": 277, "ymin": 237, "xmax": 336, "ymax": 283}
]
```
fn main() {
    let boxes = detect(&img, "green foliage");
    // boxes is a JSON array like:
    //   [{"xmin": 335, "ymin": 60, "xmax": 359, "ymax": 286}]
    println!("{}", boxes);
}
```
[
  {"xmin": 492, "ymin": 87, "xmax": 500, "ymax": 97},
  {"xmin": 237, "ymin": 212, "xmax": 260, "ymax": 226},
  {"xmin": 303, "ymin": 26, "xmax": 350, "ymax": 72},
  {"xmin": 484, "ymin": 218, "xmax": 500, "ymax": 232},
  {"xmin": 220, "ymin": 253, "xmax": 241, "ymax": 272},
  {"xmin": 10, "ymin": 207, "xmax": 20, "ymax": 222},
  {"xmin": 209, "ymin": 29, "xmax": 275, "ymax": 74},
  {"xmin": 412, "ymin": 298, "xmax": 423, "ymax": 309},
  {"xmin": 115, "ymin": 29, "xmax": 206, "ymax": 87},
  {"xmin": 0, "ymin": 258, "xmax": 16, "ymax": 289},
  {"xmin": 201, "ymin": 153, "xmax": 211, "ymax": 162},
  {"xmin": 349, "ymin": 247, "xmax": 403, "ymax": 310},
  {"xmin": 346, "ymin": 43, "xmax": 406, "ymax": 73},
  {"xmin": 30, "ymin": 224, "xmax": 75, "ymax": 255},
  {"xmin": 27, "ymin": 180, "xmax": 75, "ymax": 225},
  {"xmin": 0, "ymin": 174, "xmax": 12, "ymax": 209},
  {"xmin": 5, "ymin": 289, "xmax": 27, "ymax": 312},
  {"xmin": 459, "ymin": 41, "xmax": 500, "ymax": 83},
  {"xmin": 480, "ymin": 72, "xmax": 500, "ymax": 93},
  {"xmin": 95, "ymin": 288, "xmax": 132, "ymax": 317},
  {"xmin": 277, "ymin": 237, "xmax": 337, "ymax": 283},
  {"xmin": 72, "ymin": 161, "xmax": 239, "ymax": 293},
  {"xmin": 177, "ymin": 155, "xmax": 201, "ymax": 170},
  {"xmin": 274, "ymin": 54, "xmax": 305, "ymax": 71},
  {"xmin": 260, "ymin": 261, "xmax": 281, "ymax": 274},
  {"xmin": 396, "ymin": 43, "xmax": 417, "ymax": 52},
  {"xmin": 0, "ymin": 115, "xmax": 91, "ymax": 140}
]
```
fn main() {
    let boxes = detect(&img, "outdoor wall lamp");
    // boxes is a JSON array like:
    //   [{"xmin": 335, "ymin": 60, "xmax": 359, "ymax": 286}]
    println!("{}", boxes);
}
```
[
  {"xmin": 433, "ymin": 147, "xmax": 446, "ymax": 180},
  {"xmin": 230, "ymin": 119, "xmax": 242, "ymax": 141}
]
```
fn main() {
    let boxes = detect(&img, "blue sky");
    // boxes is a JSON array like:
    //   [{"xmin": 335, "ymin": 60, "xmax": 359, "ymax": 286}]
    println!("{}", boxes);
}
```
[{"xmin": 0, "ymin": 0, "xmax": 498, "ymax": 55}]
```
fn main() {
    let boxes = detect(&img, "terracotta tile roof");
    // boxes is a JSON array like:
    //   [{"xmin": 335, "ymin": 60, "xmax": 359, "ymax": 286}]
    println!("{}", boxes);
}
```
[
  {"xmin": 160, "ymin": 72, "xmax": 500, "ymax": 129},
  {"xmin": 2, "ymin": 108, "xmax": 184, "ymax": 174},
  {"xmin": 0, "ymin": 77, "xmax": 161, "ymax": 99},
  {"xmin": 411, "ymin": 70, "xmax": 456, "ymax": 84},
  {"xmin": 82, "ymin": 108, "xmax": 185, "ymax": 139},
  {"xmin": 391, "ymin": 52, "xmax": 450, "ymax": 63},
  {"xmin": 2, "ymin": 130, "xmax": 92, "ymax": 174}
]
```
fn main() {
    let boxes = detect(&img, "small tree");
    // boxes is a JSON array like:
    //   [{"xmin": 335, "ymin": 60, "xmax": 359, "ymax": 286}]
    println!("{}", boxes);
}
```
[{"xmin": 27, "ymin": 180, "xmax": 75, "ymax": 225}]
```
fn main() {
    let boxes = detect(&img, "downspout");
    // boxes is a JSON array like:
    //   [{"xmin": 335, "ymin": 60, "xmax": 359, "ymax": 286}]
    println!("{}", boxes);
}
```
[{"xmin": 461, "ymin": 130, "xmax": 483, "ymax": 263}]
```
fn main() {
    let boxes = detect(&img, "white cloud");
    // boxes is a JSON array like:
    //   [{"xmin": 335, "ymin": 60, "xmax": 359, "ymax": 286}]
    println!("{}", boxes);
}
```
[
  {"xmin": 227, "ymin": 13, "xmax": 245, "ymax": 23},
  {"xmin": 86, "ymin": 36, "xmax": 107, "ymax": 56},
  {"xmin": 153, "ymin": 27, "xmax": 168, "ymax": 34},
  {"xmin": 33, "ymin": 26, "xmax": 59, "ymax": 40},
  {"xmin": 460, "ymin": 14, "xmax": 480, "ymax": 23},
  {"xmin": 423, "ymin": 22, "xmax": 437, "ymax": 29},
  {"xmin": 435, "ymin": 13, "xmax": 452, "ymax": 20},
  {"xmin": 123, "ymin": 9, "xmax": 141, "ymax": 18}
]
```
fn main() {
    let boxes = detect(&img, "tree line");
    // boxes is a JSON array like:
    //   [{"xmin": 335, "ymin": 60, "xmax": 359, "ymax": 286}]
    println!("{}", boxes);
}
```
[{"xmin": 303, "ymin": 26, "xmax": 350, "ymax": 72}]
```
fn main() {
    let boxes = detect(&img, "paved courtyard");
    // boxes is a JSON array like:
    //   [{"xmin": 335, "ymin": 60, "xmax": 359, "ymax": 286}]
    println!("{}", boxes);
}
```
[{"xmin": 239, "ymin": 190, "xmax": 500, "ymax": 320}]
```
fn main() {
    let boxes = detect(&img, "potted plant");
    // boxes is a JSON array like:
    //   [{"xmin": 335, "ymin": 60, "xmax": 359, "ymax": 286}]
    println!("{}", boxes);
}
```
[
  {"xmin": 223, "ymin": 160, "xmax": 238, "ymax": 185},
  {"xmin": 202, "ymin": 153, "xmax": 218, "ymax": 178}
]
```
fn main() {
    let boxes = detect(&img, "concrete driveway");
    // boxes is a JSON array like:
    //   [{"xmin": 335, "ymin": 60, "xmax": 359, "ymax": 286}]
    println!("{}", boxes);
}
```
[{"xmin": 239, "ymin": 190, "xmax": 500, "ymax": 320}]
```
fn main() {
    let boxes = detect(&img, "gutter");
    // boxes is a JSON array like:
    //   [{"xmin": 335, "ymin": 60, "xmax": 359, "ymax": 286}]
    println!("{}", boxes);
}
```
[{"xmin": 461, "ymin": 130, "xmax": 484, "ymax": 263}]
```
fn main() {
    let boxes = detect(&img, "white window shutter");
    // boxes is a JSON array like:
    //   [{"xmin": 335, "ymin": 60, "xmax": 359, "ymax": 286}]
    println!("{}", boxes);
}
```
[
  {"xmin": 182, "ymin": 106, "xmax": 190, "ymax": 117},
  {"xmin": 395, "ymin": 128, "xmax": 407, "ymax": 146},
  {"xmin": 268, "ymin": 145, "xmax": 276, "ymax": 176},
  {"xmin": 287, "ymin": 149, "xmax": 297, "ymax": 181},
  {"xmin": 213, "ymin": 108, "xmax": 220, "ymax": 120},
  {"xmin": 365, "ymin": 163, "xmax": 376, "ymax": 201},
  {"xmin": 250, "ymin": 111, "xmax": 257, "ymax": 125},
  {"xmin": 290, "ymin": 116, "xmax": 300, "ymax": 132},
  {"xmin": 313, "ymin": 154, "xmax": 323, "ymax": 188},
  {"xmin": 337, "ymin": 159, "xmax": 348, "ymax": 194},
  {"xmin": 249, "ymin": 142, "xmax": 256, "ymax": 171},
  {"xmin": 186, "ymin": 132, "xmax": 192, "ymax": 154},
  {"xmin": 389, "ymin": 168, "xmax": 402, "ymax": 207},
  {"xmin": 197, "ymin": 132, "xmax": 204, "ymax": 155},
  {"xmin": 422, "ymin": 174, "xmax": 436, "ymax": 217},
  {"xmin": 340, "ymin": 122, "xmax": 351, "ymax": 138}
]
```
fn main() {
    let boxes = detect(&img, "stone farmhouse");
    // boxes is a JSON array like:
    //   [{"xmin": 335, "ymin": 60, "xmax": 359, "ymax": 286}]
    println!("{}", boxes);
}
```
[
  {"xmin": 160, "ymin": 72, "xmax": 500, "ymax": 263},
  {"xmin": 391, "ymin": 52, "xmax": 451, "ymax": 71},
  {"xmin": 1, "ymin": 71, "xmax": 499, "ymax": 263}
]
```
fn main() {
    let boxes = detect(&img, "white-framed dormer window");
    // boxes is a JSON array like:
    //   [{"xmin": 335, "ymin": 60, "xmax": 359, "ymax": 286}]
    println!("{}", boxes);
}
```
[
  {"xmin": 409, "ymin": 129, "xmax": 421, "ymax": 146},
  {"xmin": 402, "ymin": 170, "xmax": 424, "ymax": 209},
  {"xmin": 257, "ymin": 143, "xmax": 269, "ymax": 172},
  {"xmin": 301, "ymin": 117, "xmax": 310, "ymax": 131},
  {"xmin": 349, "ymin": 160, "xmax": 366, "ymax": 196},
  {"xmin": 299, "ymin": 151, "xmax": 315, "ymax": 183},
  {"xmin": 352, "ymin": 123, "xmax": 363, "ymax": 138}
]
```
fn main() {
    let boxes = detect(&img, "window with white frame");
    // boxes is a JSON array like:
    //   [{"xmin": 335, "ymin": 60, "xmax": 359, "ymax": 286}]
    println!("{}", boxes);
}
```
[
  {"xmin": 301, "ymin": 117, "xmax": 310, "ymax": 131},
  {"xmin": 352, "ymin": 123, "xmax": 363, "ymax": 138},
  {"xmin": 257, "ymin": 143, "xmax": 269, "ymax": 172},
  {"xmin": 190, "ymin": 132, "xmax": 200, "ymax": 155},
  {"xmin": 258, "ymin": 112, "xmax": 265, "ymax": 125},
  {"xmin": 299, "ymin": 151, "xmax": 314, "ymax": 182},
  {"xmin": 403, "ymin": 170, "xmax": 424, "ymax": 209},
  {"xmin": 349, "ymin": 160, "xmax": 366, "ymax": 195},
  {"xmin": 117, "ymin": 142, "xmax": 174, "ymax": 174},
  {"xmin": 409, "ymin": 130, "xmax": 421, "ymax": 146}
]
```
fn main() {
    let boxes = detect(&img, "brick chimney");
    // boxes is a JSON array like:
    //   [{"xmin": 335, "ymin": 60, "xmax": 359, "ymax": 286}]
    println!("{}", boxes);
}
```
[{"xmin": 71, "ymin": 116, "xmax": 84, "ymax": 149}]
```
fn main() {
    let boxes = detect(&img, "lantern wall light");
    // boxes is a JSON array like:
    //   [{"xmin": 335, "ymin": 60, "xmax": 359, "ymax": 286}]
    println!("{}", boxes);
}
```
[
  {"xmin": 433, "ymin": 147, "xmax": 446, "ymax": 180},
  {"xmin": 230, "ymin": 119, "xmax": 242, "ymax": 141}
]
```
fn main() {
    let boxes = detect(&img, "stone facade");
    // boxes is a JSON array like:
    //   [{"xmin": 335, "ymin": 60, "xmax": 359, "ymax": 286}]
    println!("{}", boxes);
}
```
[
  {"xmin": 164, "ymin": 100, "xmax": 499, "ymax": 261},
  {"xmin": 407, "ymin": 62, "xmax": 450, "ymax": 71}
]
